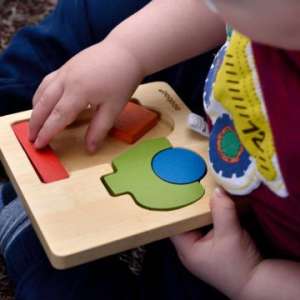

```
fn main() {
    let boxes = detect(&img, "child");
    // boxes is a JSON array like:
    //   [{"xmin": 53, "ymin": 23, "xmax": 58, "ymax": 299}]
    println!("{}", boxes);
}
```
[{"xmin": 2, "ymin": 0, "xmax": 300, "ymax": 299}]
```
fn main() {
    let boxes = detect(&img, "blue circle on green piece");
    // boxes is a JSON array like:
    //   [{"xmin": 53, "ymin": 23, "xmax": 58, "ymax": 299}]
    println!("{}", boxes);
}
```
[{"xmin": 152, "ymin": 148, "xmax": 207, "ymax": 184}]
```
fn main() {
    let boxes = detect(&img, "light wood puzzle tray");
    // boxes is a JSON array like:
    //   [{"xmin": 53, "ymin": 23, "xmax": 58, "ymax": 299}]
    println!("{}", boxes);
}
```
[{"xmin": 0, "ymin": 82, "xmax": 216, "ymax": 269}]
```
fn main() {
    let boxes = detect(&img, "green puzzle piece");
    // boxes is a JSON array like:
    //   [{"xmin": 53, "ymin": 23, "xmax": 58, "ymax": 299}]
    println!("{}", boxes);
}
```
[{"xmin": 102, "ymin": 138, "xmax": 205, "ymax": 210}]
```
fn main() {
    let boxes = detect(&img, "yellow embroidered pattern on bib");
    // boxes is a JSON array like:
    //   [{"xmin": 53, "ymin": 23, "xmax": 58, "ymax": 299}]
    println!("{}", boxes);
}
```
[
  {"xmin": 213, "ymin": 32, "xmax": 276, "ymax": 181},
  {"xmin": 203, "ymin": 31, "xmax": 288, "ymax": 197}
]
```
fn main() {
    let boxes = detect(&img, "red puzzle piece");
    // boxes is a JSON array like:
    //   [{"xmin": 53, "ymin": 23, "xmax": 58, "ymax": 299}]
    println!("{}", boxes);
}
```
[
  {"xmin": 12, "ymin": 121, "xmax": 69, "ymax": 183},
  {"xmin": 110, "ymin": 102, "xmax": 160, "ymax": 144}
]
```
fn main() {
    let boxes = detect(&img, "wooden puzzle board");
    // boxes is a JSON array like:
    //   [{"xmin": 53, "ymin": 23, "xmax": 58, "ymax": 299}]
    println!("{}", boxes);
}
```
[{"xmin": 0, "ymin": 82, "xmax": 216, "ymax": 269}]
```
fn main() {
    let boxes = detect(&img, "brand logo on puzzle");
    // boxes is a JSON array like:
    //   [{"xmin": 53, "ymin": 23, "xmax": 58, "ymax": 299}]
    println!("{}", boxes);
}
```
[{"xmin": 158, "ymin": 89, "xmax": 181, "ymax": 111}]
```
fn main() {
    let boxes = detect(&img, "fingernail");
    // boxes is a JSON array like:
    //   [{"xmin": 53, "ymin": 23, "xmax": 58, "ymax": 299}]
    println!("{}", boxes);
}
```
[
  {"xmin": 88, "ymin": 142, "xmax": 97, "ymax": 153},
  {"xmin": 34, "ymin": 138, "xmax": 42, "ymax": 149},
  {"xmin": 34, "ymin": 141, "xmax": 40, "ymax": 149},
  {"xmin": 214, "ymin": 187, "xmax": 225, "ymax": 198}
]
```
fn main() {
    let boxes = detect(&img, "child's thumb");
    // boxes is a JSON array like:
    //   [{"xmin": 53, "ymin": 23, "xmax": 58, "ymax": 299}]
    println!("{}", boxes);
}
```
[{"xmin": 211, "ymin": 187, "xmax": 241, "ymax": 238}]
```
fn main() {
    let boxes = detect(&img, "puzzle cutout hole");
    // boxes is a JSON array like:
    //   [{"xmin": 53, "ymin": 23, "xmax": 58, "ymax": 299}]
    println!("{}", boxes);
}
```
[{"xmin": 52, "ymin": 119, "xmax": 172, "ymax": 175}]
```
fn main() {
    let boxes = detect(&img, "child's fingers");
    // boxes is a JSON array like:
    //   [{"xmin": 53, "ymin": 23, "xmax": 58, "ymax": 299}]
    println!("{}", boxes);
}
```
[
  {"xmin": 85, "ymin": 103, "xmax": 122, "ymax": 152},
  {"xmin": 32, "ymin": 71, "xmax": 59, "ymax": 108},
  {"xmin": 210, "ymin": 187, "xmax": 241, "ymax": 239},
  {"xmin": 171, "ymin": 231, "xmax": 202, "ymax": 267},
  {"xmin": 171, "ymin": 231, "xmax": 202, "ymax": 252},
  {"xmin": 33, "ymin": 94, "xmax": 87, "ymax": 149},
  {"xmin": 29, "ymin": 80, "xmax": 64, "ymax": 142}
]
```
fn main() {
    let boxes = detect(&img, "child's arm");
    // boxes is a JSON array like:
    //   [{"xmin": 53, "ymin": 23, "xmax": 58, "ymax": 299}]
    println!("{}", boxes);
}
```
[
  {"xmin": 238, "ymin": 260, "xmax": 300, "ymax": 300},
  {"xmin": 107, "ymin": 0, "xmax": 225, "ymax": 76},
  {"xmin": 29, "ymin": 0, "xmax": 225, "ymax": 152},
  {"xmin": 172, "ymin": 189, "xmax": 300, "ymax": 300}
]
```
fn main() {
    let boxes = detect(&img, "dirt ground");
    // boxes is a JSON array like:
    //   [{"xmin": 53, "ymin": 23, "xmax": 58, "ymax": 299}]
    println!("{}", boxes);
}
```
[
  {"xmin": 0, "ymin": 0, "xmax": 54, "ymax": 50},
  {"xmin": 0, "ymin": 1, "xmax": 55, "ymax": 298}
]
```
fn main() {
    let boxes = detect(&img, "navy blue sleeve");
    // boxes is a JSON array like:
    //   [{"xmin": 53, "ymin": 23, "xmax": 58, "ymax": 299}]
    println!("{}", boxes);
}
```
[{"xmin": 0, "ymin": 0, "xmax": 95, "ymax": 116}]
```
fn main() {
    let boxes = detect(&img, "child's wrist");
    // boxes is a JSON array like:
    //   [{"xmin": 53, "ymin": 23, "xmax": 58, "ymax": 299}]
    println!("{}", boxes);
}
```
[
  {"xmin": 230, "ymin": 260, "xmax": 263, "ymax": 300},
  {"xmin": 102, "ymin": 35, "xmax": 146, "ymax": 81}
]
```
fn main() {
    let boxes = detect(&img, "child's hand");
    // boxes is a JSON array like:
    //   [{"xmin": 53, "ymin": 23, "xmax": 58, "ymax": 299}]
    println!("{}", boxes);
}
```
[
  {"xmin": 29, "ymin": 40, "xmax": 144, "ymax": 152},
  {"xmin": 171, "ymin": 188, "xmax": 262, "ymax": 299}
]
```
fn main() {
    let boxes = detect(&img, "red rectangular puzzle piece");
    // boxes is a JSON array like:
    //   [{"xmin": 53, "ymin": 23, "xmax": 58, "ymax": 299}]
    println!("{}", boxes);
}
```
[
  {"xmin": 12, "ymin": 121, "xmax": 69, "ymax": 183},
  {"xmin": 110, "ymin": 101, "xmax": 160, "ymax": 144}
]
